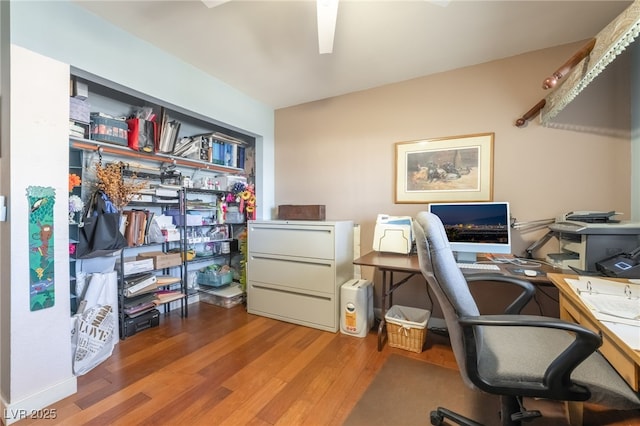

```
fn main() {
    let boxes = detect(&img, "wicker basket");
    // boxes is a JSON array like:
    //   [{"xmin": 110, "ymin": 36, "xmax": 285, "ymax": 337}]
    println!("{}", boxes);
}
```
[{"xmin": 385, "ymin": 305, "xmax": 430, "ymax": 353}]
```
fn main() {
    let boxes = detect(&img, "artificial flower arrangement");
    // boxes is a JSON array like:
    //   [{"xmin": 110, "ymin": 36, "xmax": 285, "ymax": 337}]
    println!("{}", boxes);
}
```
[
  {"xmin": 68, "ymin": 194, "xmax": 84, "ymax": 223},
  {"xmin": 68, "ymin": 173, "xmax": 81, "ymax": 192},
  {"xmin": 69, "ymin": 195, "xmax": 84, "ymax": 214},
  {"xmin": 94, "ymin": 162, "xmax": 147, "ymax": 211},
  {"xmin": 229, "ymin": 181, "xmax": 256, "ymax": 220}
]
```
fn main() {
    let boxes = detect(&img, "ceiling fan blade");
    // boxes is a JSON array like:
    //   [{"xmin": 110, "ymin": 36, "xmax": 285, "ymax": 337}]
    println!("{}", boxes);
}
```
[{"xmin": 317, "ymin": 0, "xmax": 339, "ymax": 54}]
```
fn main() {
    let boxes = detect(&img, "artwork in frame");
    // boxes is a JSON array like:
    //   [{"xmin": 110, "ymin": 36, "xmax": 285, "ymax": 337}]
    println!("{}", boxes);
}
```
[{"xmin": 395, "ymin": 133, "xmax": 494, "ymax": 204}]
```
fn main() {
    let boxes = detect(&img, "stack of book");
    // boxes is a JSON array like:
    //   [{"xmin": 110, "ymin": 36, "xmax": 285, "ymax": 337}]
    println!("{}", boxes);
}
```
[
  {"xmin": 123, "ymin": 274, "xmax": 183, "ymax": 317},
  {"xmin": 123, "ymin": 209, "xmax": 154, "ymax": 247}
]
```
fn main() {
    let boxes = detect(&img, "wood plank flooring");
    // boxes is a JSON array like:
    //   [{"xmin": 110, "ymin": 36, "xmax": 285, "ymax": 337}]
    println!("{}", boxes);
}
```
[{"xmin": 14, "ymin": 302, "xmax": 639, "ymax": 425}]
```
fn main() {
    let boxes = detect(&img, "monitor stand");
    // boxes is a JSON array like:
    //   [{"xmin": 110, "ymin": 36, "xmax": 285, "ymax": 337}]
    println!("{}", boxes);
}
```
[{"xmin": 455, "ymin": 251, "xmax": 477, "ymax": 263}]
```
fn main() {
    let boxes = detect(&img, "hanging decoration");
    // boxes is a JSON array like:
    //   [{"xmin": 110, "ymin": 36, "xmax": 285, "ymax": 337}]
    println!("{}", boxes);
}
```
[
  {"xmin": 27, "ymin": 186, "xmax": 56, "ymax": 311},
  {"xmin": 230, "ymin": 181, "xmax": 256, "ymax": 221}
]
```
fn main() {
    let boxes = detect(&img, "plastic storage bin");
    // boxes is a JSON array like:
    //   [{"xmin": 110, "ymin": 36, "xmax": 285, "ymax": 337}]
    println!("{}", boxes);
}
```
[
  {"xmin": 90, "ymin": 114, "xmax": 128, "ymax": 146},
  {"xmin": 199, "ymin": 283, "xmax": 245, "ymax": 308},
  {"xmin": 384, "ymin": 305, "xmax": 430, "ymax": 353},
  {"xmin": 197, "ymin": 270, "xmax": 233, "ymax": 287}
]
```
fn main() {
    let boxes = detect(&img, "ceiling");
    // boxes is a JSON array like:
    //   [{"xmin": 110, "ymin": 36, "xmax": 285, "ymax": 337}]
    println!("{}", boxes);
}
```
[{"xmin": 74, "ymin": 0, "xmax": 633, "ymax": 109}]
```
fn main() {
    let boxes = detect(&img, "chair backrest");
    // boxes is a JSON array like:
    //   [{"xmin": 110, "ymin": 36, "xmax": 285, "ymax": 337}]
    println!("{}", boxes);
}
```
[{"xmin": 413, "ymin": 211, "xmax": 482, "ymax": 389}]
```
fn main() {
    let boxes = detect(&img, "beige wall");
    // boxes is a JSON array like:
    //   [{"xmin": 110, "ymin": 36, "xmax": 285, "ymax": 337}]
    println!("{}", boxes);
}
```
[{"xmin": 274, "ymin": 42, "xmax": 630, "ymax": 314}]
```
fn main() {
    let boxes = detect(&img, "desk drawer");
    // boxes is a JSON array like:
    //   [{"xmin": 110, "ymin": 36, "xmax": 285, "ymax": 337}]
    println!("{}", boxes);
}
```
[
  {"xmin": 248, "ymin": 223, "xmax": 335, "ymax": 259},
  {"xmin": 248, "ymin": 254, "xmax": 335, "ymax": 294}
]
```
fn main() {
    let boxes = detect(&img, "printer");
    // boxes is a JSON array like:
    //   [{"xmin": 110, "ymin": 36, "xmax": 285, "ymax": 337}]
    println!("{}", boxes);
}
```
[{"xmin": 546, "ymin": 220, "xmax": 640, "ymax": 272}]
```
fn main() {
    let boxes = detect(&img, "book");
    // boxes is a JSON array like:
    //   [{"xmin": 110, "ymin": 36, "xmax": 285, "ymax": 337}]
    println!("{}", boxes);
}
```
[
  {"xmin": 154, "ymin": 290, "xmax": 184, "ymax": 305},
  {"xmin": 124, "ymin": 273, "xmax": 158, "ymax": 297},
  {"xmin": 156, "ymin": 275, "xmax": 181, "ymax": 286}
]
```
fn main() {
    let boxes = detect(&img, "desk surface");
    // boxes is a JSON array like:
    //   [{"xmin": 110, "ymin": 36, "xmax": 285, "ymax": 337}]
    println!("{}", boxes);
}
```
[
  {"xmin": 353, "ymin": 251, "xmax": 420, "ymax": 273},
  {"xmin": 354, "ymin": 251, "xmax": 556, "ymax": 284}
]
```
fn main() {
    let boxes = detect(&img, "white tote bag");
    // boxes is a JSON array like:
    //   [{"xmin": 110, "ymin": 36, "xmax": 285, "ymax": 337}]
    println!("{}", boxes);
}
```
[{"xmin": 71, "ymin": 271, "xmax": 118, "ymax": 375}]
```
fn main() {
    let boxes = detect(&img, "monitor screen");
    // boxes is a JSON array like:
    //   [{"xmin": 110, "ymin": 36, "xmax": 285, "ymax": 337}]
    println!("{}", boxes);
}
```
[{"xmin": 427, "ymin": 201, "xmax": 511, "ymax": 262}]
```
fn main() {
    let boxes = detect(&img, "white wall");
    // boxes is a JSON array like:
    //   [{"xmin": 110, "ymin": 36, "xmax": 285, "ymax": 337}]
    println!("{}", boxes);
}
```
[{"xmin": 0, "ymin": 45, "xmax": 77, "ymax": 425}]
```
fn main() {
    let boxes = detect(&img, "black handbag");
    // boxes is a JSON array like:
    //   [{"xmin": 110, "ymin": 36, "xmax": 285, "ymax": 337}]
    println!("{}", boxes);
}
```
[{"xmin": 76, "ymin": 191, "xmax": 127, "ymax": 259}]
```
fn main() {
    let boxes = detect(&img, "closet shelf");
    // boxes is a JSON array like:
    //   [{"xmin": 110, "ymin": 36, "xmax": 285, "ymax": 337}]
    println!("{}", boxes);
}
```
[{"xmin": 70, "ymin": 137, "xmax": 245, "ymax": 174}]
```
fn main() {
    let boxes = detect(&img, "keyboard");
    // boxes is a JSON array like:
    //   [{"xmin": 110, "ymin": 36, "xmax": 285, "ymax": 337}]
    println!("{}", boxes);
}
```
[{"xmin": 456, "ymin": 262, "xmax": 501, "ymax": 271}]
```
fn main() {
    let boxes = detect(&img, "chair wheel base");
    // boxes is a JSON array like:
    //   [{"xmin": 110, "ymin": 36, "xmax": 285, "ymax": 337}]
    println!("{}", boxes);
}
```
[
  {"xmin": 511, "ymin": 409, "xmax": 542, "ymax": 422},
  {"xmin": 430, "ymin": 411, "xmax": 443, "ymax": 425},
  {"xmin": 429, "ymin": 407, "xmax": 484, "ymax": 426}
]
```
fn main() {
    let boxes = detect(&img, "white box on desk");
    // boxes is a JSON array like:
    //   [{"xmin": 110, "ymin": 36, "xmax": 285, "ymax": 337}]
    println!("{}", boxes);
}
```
[{"xmin": 372, "ymin": 214, "xmax": 413, "ymax": 254}]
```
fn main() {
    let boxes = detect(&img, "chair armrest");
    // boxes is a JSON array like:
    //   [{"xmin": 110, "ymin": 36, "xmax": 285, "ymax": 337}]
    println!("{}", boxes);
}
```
[
  {"xmin": 459, "ymin": 315, "xmax": 602, "ymax": 400},
  {"xmin": 465, "ymin": 273, "xmax": 536, "ymax": 314}
]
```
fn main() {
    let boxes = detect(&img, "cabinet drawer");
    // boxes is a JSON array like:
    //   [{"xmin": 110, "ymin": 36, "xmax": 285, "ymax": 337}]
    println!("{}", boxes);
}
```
[
  {"xmin": 247, "ymin": 282, "xmax": 337, "ymax": 331},
  {"xmin": 248, "ymin": 254, "xmax": 335, "ymax": 294},
  {"xmin": 248, "ymin": 223, "xmax": 335, "ymax": 259}
]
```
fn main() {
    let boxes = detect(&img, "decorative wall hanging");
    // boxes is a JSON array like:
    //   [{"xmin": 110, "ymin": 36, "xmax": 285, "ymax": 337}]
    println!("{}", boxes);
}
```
[
  {"xmin": 395, "ymin": 133, "xmax": 494, "ymax": 204},
  {"xmin": 541, "ymin": 1, "xmax": 640, "ymax": 123},
  {"xmin": 27, "ymin": 186, "xmax": 56, "ymax": 311}
]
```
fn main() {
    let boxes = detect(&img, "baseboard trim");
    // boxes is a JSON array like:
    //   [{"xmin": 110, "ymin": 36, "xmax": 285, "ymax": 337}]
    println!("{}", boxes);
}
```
[{"xmin": 1, "ymin": 376, "xmax": 76, "ymax": 425}]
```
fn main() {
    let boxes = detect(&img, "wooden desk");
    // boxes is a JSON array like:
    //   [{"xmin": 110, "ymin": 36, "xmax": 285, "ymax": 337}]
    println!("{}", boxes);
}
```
[
  {"xmin": 353, "ymin": 251, "xmax": 554, "ymax": 350},
  {"xmin": 547, "ymin": 273, "xmax": 640, "ymax": 392}
]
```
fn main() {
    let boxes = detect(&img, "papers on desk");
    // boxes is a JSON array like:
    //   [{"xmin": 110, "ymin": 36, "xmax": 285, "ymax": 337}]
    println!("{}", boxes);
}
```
[{"xmin": 565, "ymin": 276, "xmax": 640, "ymax": 350}]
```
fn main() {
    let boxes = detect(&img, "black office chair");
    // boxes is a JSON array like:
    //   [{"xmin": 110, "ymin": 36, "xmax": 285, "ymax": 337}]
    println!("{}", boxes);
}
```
[{"xmin": 413, "ymin": 212, "xmax": 640, "ymax": 426}]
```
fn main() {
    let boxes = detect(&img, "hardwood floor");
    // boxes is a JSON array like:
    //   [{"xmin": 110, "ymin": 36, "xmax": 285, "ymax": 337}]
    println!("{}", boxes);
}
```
[{"xmin": 15, "ymin": 302, "xmax": 639, "ymax": 425}]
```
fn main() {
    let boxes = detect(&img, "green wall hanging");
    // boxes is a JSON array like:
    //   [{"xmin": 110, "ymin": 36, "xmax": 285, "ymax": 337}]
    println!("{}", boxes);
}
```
[{"xmin": 27, "ymin": 186, "xmax": 56, "ymax": 311}]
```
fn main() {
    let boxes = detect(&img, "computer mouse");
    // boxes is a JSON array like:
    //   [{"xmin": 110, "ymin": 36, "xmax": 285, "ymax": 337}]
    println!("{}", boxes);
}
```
[{"xmin": 523, "ymin": 269, "xmax": 537, "ymax": 277}]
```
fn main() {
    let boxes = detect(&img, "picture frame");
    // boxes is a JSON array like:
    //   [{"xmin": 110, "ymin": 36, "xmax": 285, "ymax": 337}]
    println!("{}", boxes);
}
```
[{"xmin": 394, "ymin": 132, "xmax": 494, "ymax": 204}]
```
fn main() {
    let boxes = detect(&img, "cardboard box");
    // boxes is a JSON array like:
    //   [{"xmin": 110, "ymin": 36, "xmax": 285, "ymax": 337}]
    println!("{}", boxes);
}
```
[
  {"xmin": 278, "ymin": 205, "xmax": 326, "ymax": 221},
  {"xmin": 372, "ymin": 214, "xmax": 413, "ymax": 254},
  {"xmin": 137, "ymin": 251, "xmax": 182, "ymax": 269},
  {"xmin": 118, "ymin": 257, "xmax": 154, "ymax": 275}
]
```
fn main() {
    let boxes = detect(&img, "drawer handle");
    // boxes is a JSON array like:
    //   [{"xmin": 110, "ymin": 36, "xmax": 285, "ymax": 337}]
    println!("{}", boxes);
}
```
[
  {"xmin": 251, "ymin": 256, "xmax": 332, "ymax": 267},
  {"xmin": 250, "ymin": 227, "xmax": 332, "ymax": 234},
  {"xmin": 251, "ymin": 284, "xmax": 332, "ymax": 301}
]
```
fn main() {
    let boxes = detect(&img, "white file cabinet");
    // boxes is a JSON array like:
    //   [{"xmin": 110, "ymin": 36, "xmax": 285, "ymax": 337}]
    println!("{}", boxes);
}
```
[{"xmin": 247, "ymin": 220, "xmax": 354, "ymax": 332}]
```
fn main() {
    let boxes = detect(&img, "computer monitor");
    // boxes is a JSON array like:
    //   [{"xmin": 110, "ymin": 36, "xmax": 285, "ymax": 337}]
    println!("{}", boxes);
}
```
[{"xmin": 427, "ymin": 201, "xmax": 512, "ymax": 263}]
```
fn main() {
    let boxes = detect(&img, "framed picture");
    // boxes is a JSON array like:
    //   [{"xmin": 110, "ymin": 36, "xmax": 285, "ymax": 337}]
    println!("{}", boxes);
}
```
[{"xmin": 395, "ymin": 133, "xmax": 494, "ymax": 203}]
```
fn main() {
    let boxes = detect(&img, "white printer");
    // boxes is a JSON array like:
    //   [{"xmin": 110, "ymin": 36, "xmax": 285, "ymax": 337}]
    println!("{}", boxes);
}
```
[{"xmin": 547, "ymin": 220, "xmax": 640, "ymax": 272}]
